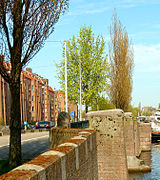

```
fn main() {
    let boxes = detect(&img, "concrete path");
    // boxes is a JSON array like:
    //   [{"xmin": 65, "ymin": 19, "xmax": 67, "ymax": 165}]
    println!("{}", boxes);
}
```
[{"xmin": 0, "ymin": 131, "xmax": 49, "ymax": 160}]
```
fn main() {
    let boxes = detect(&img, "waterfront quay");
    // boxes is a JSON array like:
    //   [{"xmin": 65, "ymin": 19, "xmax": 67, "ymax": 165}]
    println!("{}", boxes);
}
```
[
  {"xmin": 129, "ymin": 143, "xmax": 160, "ymax": 179},
  {"xmin": 0, "ymin": 109, "xmax": 152, "ymax": 179}
]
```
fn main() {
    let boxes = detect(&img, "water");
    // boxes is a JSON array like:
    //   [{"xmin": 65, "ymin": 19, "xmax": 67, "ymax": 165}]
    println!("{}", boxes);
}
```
[{"xmin": 129, "ymin": 143, "xmax": 160, "ymax": 180}]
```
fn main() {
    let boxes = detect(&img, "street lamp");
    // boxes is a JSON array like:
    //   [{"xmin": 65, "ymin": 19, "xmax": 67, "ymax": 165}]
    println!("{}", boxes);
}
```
[
  {"xmin": 64, "ymin": 41, "xmax": 68, "ymax": 112},
  {"xmin": 79, "ymin": 58, "xmax": 82, "ymax": 121}
]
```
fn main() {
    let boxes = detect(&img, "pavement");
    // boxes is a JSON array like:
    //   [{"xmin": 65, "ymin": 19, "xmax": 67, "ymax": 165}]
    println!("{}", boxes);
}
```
[{"xmin": 0, "ymin": 131, "xmax": 49, "ymax": 160}]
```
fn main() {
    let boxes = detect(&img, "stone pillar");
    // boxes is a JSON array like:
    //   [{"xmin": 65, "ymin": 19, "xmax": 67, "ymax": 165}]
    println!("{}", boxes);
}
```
[
  {"xmin": 86, "ymin": 109, "xmax": 128, "ymax": 180},
  {"xmin": 134, "ymin": 121, "xmax": 141, "ymax": 157},
  {"xmin": 139, "ymin": 123, "xmax": 151, "ymax": 151},
  {"xmin": 124, "ymin": 112, "xmax": 135, "ymax": 156},
  {"xmin": 124, "ymin": 113, "xmax": 150, "ymax": 172}
]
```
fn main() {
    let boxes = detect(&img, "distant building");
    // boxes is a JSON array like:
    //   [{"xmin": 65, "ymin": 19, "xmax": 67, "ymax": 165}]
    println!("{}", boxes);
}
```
[
  {"xmin": 0, "ymin": 60, "xmax": 78, "ymax": 126},
  {"xmin": 142, "ymin": 106, "xmax": 156, "ymax": 114},
  {"xmin": 0, "ymin": 64, "xmax": 56, "ymax": 125}
]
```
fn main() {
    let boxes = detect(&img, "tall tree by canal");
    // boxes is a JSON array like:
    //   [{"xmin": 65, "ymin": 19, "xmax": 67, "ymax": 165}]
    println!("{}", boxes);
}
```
[
  {"xmin": 58, "ymin": 26, "xmax": 109, "ymax": 113},
  {"xmin": 0, "ymin": 0, "xmax": 69, "ymax": 168},
  {"xmin": 108, "ymin": 11, "xmax": 134, "ymax": 111}
]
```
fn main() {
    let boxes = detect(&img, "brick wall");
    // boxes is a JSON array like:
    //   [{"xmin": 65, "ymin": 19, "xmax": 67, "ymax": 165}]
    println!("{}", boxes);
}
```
[
  {"xmin": 86, "ymin": 109, "xmax": 129, "ymax": 180},
  {"xmin": 50, "ymin": 128, "xmax": 84, "ymax": 148},
  {"xmin": 0, "ymin": 128, "xmax": 98, "ymax": 180}
]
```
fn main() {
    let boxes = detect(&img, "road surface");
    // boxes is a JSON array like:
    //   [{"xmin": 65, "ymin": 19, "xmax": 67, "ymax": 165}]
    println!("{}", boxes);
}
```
[{"xmin": 0, "ymin": 131, "xmax": 49, "ymax": 160}]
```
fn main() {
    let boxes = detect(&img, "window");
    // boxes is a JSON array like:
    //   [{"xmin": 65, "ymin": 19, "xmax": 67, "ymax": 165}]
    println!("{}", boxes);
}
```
[
  {"xmin": 32, "ymin": 96, "xmax": 34, "ymax": 101},
  {"xmin": 32, "ymin": 106, "xmax": 34, "ymax": 112},
  {"xmin": 32, "ymin": 85, "xmax": 33, "ymax": 90}
]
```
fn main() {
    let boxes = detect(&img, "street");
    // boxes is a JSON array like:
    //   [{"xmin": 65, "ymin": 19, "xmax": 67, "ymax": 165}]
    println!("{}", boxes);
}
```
[{"xmin": 0, "ymin": 131, "xmax": 49, "ymax": 160}]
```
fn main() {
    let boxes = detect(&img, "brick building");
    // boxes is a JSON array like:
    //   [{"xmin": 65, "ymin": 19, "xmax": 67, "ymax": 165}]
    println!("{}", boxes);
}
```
[
  {"xmin": 0, "ymin": 61, "xmax": 78, "ymax": 126},
  {"xmin": 20, "ymin": 68, "xmax": 55, "ymax": 124}
]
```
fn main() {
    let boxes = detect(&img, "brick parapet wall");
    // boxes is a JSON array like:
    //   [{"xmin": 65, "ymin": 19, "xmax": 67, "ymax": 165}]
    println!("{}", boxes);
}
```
[
  {"xmin": 139, "ymin": 123, "xmax": 151, "ymax": 151},
  {"xmin": 86, "ymin": 109, "xmax": 129, "ymax": 180},
  {"xmin": 49, "ymin": 128, "xmax": 83, "ymax": 149},
  {"xmin": 0, "ymin": 128, "xmax": 98, "ymax": 180}
]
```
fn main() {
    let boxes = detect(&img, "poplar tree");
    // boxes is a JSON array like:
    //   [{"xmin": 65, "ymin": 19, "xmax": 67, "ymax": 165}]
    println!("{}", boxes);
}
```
[
  {"xmin": 58, "ymin": 26, "xmax": 109, "ymax": 113},
  {"xmin": 109, "ymin": 11, "xmax": 134, "ymax": 111},
  {"xmin": 0, "ymin": 0, "xmax": 69, "ymax": 167}
]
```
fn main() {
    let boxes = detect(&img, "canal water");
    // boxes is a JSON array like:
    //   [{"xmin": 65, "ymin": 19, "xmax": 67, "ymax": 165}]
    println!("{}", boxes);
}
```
[{"xmin": 129, "ymin": 143, "xmax": 160, "ymax": 180}]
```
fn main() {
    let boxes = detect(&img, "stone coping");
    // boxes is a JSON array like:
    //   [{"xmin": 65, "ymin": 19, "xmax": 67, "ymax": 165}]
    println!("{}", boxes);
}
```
[{"xmin": 0, "ymin": 128, "xmax": 96, "ymax": 180}]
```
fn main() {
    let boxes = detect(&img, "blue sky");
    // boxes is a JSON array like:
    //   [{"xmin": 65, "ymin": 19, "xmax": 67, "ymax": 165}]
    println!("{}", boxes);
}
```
[{"xmin": 26, "ymin": 0, "xmax": 160, "ymax": 108}]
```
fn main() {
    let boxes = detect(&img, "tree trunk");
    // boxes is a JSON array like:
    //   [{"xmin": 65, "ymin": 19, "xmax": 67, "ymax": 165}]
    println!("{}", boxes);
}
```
[
  {"xmin": 9, "ymin": 79, "xmax": 22, "ymax": 167},
  {"xmin": 85, "ymin": 103, "xmax": 88, "ymax": 114},
  {"xmin": 0, "ymin": 75, "xmax": 3, "ymax": 123},
  {"xmin": 77, "ymin": 103, "xmax": 78, "ymax": 121}
]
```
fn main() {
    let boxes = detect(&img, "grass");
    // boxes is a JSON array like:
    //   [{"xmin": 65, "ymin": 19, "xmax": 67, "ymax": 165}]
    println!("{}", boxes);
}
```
[{"xmin": 0, "ymin": 159, "xmax": 30, "ymax": 176}]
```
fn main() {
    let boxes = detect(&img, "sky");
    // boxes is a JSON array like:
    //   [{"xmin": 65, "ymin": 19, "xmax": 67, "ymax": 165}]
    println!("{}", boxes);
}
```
[{"xmin": 26, "ymin": 0, "xmax": 160, "ymax": 109}]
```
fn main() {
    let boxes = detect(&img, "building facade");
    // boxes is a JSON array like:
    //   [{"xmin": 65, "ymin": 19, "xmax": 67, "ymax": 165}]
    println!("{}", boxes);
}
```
[{"xmin": 0, "ymin": 61, "xmax": 78, "ymax": 126}]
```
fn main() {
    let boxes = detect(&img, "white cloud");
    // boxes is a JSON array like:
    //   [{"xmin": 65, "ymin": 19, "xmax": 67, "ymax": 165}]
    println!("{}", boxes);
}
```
[
  {"xmin": 121, "ymin": 0, "xmax": 160, "ymax": 6},
  {"xmin": 67, "ymin": 5, "xmax": 109, "ymax": 16},
  {"xmin": 133, "ymin": 44, "xmax": 160, "ymax": 73}
]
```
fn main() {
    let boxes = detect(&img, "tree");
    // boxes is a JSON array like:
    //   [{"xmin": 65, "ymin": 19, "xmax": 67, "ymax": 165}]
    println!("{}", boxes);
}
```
[
  {"xmin": 91, "ymin": 96, "xmax": 115, "ymax": 111},
  {"xmin": 58, "ymin": 26, "xmax": 109, "ymax": 113},
  {"xmin": 128, "ymin": 105, "xmax": 139, "ymax": 118},
  {"xmin": 0, "ymin": 0, "xmax": 69, "ymax": 167},
  {"xmin": 108, "ymin": 11, "xmax": 134, "ymax": 112}
]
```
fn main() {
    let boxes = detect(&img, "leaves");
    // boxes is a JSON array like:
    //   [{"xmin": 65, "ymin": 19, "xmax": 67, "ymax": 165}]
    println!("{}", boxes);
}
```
[{"xmin": 58, "ymin": 25, "xmax": 109, "ymax": 112}]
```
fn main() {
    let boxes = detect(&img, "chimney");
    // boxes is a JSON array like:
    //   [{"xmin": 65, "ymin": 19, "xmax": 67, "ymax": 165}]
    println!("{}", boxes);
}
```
[{"xmin": 26, "ymin": 68, "xmax": 32, "ymax": 73}]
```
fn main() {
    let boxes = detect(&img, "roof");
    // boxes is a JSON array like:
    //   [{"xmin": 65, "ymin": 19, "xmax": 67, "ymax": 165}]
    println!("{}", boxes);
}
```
[
  {"xmin": 48, "ymin": 86, "xmax": 55, "ymax": 93},
  {"xmin": 143, "ymin": 106, "xmax": 153, "ymax": 109},
  {"xmin": 2, "ymin": 59, "xmax": 55, "ymax": 92}
]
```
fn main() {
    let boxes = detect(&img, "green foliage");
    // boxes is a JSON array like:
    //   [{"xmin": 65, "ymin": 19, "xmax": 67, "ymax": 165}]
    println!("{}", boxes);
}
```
[
  {"xmin": 91, "ymin": 96, "xmax": 115, "ymax": 111},
  {"xmin": 58, "ymin": 26, "xmax": 109, "ymax": 112},
  {"xmin": 142, "ymin": 111, "xmax": 155, "ymax": 117},
  {"xmin": 128, "ymin": 105, "xmax": 139, "ymax": 118},
  {"xmin": 30, "ymin": 121, "xmax": 37, "ymax": 125},
  {"xmin": 0, "ymin": 118, "xmax": 4, "ymax": 126}
]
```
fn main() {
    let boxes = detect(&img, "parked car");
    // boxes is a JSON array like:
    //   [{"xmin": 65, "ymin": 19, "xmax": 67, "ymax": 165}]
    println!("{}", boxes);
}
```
[
  {"xmin": 21, "ymin": 124, "xmax": 35, "ymax": 130},
  {"xmin": 35, "ymin": 121, "xmax": 55, "ymax": 129}
]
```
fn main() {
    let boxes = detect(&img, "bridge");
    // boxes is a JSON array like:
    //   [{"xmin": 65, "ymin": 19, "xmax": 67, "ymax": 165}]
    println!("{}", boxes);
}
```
[{"xmin": 0, "ymin": 109, "xmax": 152, "ymax": 180}]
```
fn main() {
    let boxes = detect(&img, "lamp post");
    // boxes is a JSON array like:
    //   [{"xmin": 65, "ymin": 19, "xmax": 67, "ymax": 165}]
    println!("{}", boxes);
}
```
[
  {"xmin": 64, "ymin": 41, "xmax": 68, "ymax": 112},
  {"xmin": 79, "ymin": 58, "xmax": 82, "ymax": 121}
]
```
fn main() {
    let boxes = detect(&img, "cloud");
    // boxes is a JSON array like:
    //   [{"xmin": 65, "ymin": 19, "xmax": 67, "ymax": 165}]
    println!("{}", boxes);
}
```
[
  {"xmin": 133, "ymin": 43, "xmax": 160, "ymax": 73},
  {"xmin": 67, "ymin": 3, "xmax": 110, "ymax": 16},
  {"xmin": 67, "ymin": 0, "xmax": 158, "ymax": 18},
  {"xmin": 121, "ymin": 0, "xmax": 160, "ymax": 6}
]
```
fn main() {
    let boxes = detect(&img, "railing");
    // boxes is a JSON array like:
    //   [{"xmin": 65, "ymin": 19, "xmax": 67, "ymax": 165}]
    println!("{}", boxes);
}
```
[{"xmin": 70, "ymin": 120, "xmax": 89, "ymax": 129}]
